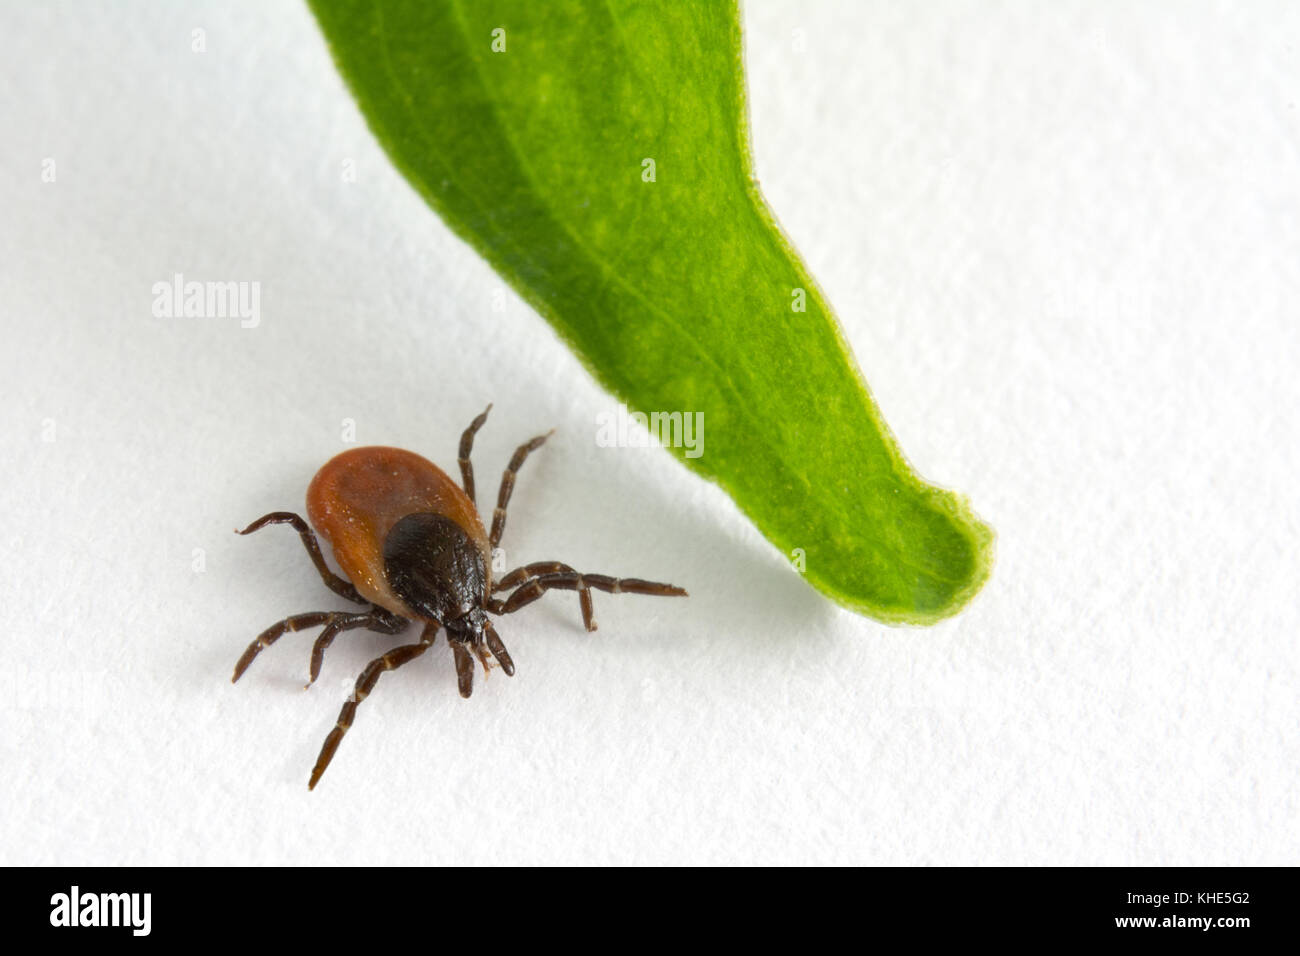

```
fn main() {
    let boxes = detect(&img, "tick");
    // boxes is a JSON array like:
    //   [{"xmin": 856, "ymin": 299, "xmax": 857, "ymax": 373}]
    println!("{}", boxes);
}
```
[{"xmin": 232, "ymin": 405, "xmax": 688, "ymax": 789}]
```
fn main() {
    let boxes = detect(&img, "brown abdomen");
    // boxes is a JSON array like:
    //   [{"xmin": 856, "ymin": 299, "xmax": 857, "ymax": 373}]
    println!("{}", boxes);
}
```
[{"xmin": 306, "ymin": 446, "xmax": 490, "ymax": 617}]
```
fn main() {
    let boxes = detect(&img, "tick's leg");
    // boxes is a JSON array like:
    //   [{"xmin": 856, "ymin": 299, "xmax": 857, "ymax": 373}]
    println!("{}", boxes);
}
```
[
  {"xmin": 307, "ymin": 608, "xmax": 410, "ymax": 686},
  {"xmin": 233, "ymin": 611, "xmax": 336, "ymax": 683},
  {"xmin": 488, "ymin": 570, "xmax": 688, "ymax": 629},
  {"xmin": 309, "ymin": 620, "xmax": 439, "ymax": 790},
  {"xmin": 489, "ymin": 429, "xmax": 554, "ymax": 550},
  {"xmin": 237, "ymin": 512, "xmax": 363, "ymax": 603},
  {"xmin": 457, "ymin": 403, "xmax": 492, "ymax": 507},
  {"xmin": 493, "ymin": 561, "xmax": 594, "ymax": 630}
]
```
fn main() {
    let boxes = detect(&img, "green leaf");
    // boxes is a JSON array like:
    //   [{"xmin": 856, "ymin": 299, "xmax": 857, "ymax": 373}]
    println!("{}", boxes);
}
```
[{"xmin": 306, "ymin": 0, "xmax": 993, "ymax": 624}]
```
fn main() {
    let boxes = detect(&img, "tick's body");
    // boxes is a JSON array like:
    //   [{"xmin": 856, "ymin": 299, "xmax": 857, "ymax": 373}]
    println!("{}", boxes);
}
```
[
  {"xmin": 232, "ymin": 406, "xmax": 687, "ymax": 789},
  {"xmin": 306, "ymin": 446, "xmax": 489, "ymax": 617}
]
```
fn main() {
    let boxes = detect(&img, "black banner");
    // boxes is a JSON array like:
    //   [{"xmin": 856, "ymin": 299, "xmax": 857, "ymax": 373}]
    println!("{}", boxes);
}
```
[{"xmin": 8, "ymin": 867, "xmax": 1290, "ymax": 944}]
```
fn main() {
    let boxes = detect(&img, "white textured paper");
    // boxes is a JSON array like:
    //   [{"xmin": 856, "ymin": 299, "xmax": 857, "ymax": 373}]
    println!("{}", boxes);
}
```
[{"xmin": 1, "ymin": 0, "xmax": 1296, "ymax": 865}]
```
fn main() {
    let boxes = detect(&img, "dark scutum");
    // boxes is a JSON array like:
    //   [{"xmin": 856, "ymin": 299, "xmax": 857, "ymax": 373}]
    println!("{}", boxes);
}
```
[{"xmin": 383, "ymin": 511, "xmax": 488, "ymax": 625}]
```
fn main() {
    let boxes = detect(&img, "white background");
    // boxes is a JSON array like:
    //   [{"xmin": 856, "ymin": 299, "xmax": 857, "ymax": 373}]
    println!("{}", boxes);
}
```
[{"xmin": 2, "ymin": 0, "xmax": 1296, "ymax": 865}]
